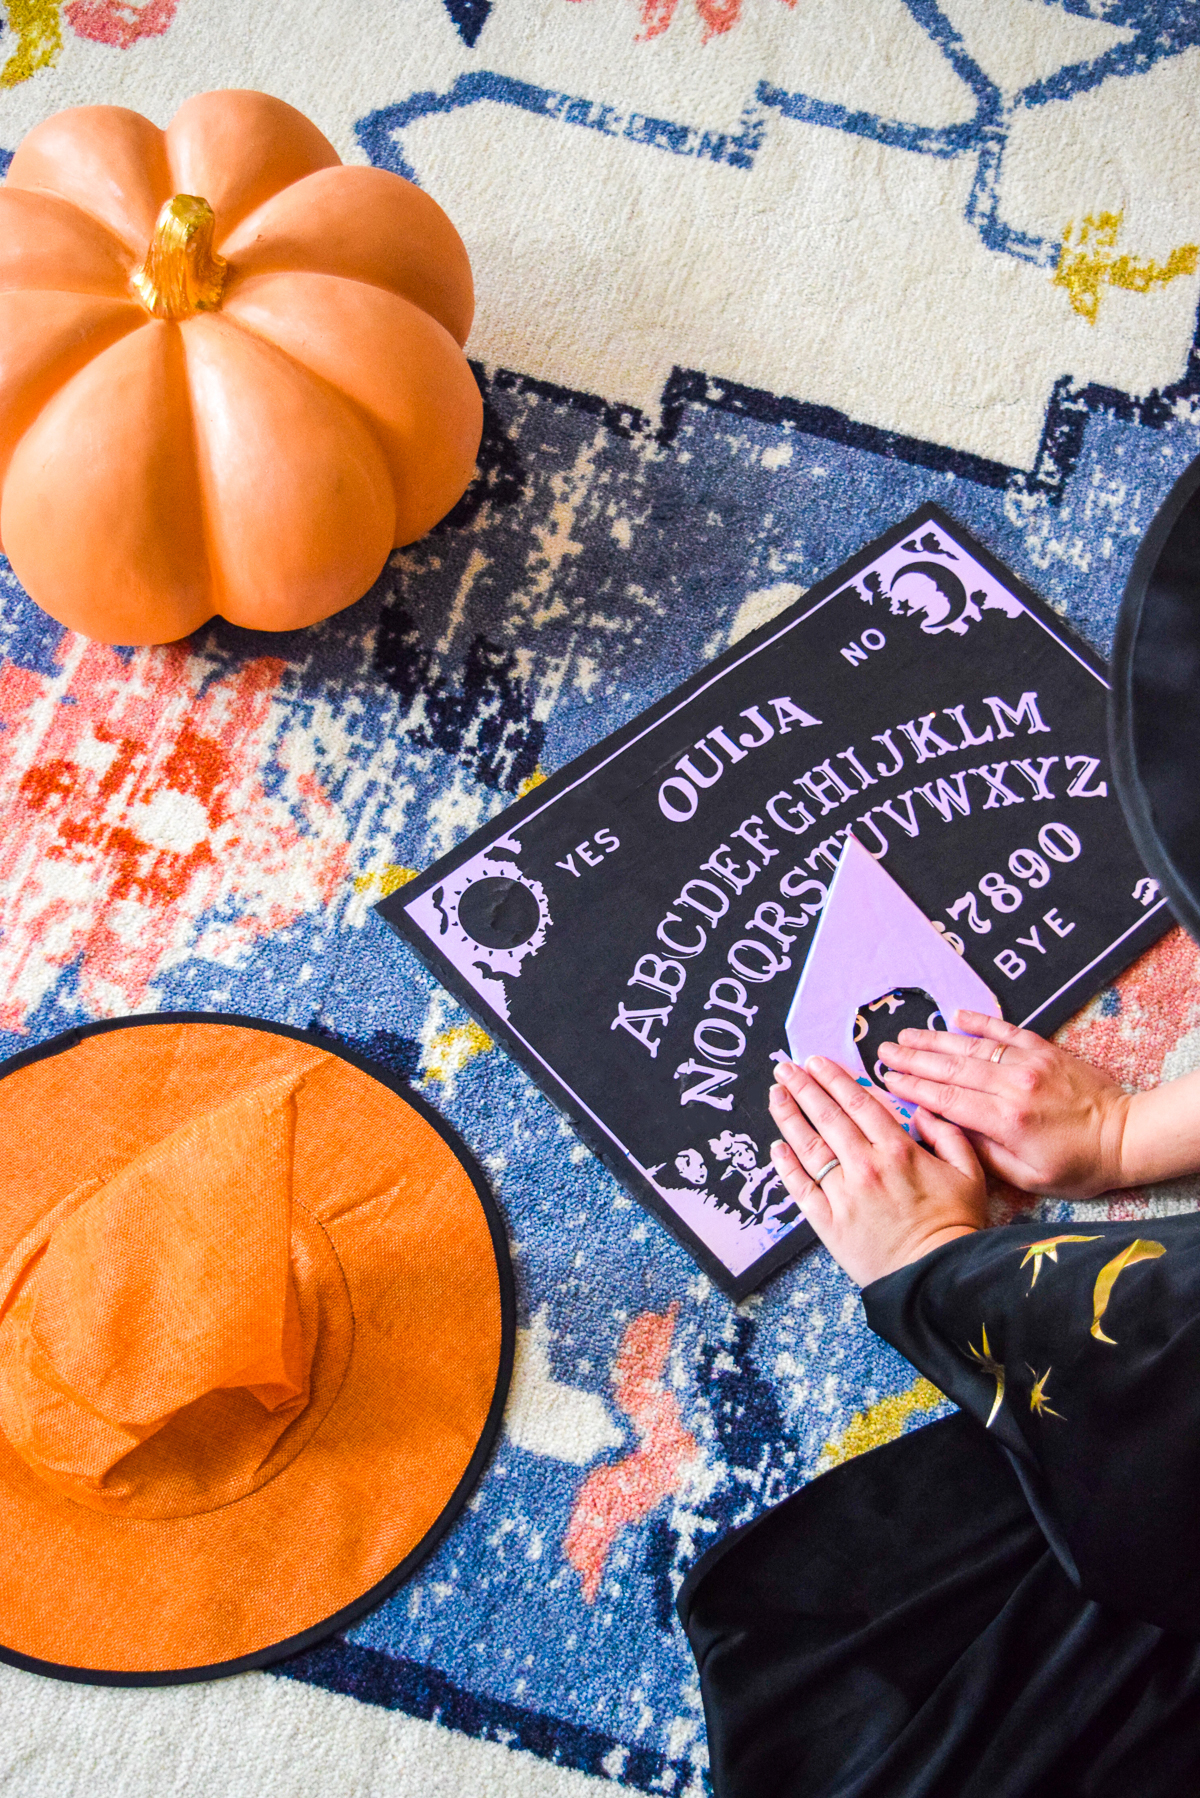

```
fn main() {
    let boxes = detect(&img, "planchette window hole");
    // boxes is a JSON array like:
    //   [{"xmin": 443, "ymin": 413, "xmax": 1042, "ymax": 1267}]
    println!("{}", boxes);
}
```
[{"xmin": 854, "ymin": 988, "xmax": 947, "ymax": 1090}]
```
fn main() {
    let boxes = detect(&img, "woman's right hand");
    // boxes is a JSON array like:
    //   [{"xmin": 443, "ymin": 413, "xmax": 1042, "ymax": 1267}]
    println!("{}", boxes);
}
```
[{"xmin": 877, "ymin": 1009, "xmax": 1131, "ymax": 1200}]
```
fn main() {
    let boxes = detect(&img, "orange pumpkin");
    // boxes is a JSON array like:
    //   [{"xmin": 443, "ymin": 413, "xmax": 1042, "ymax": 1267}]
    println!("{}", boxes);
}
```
[{"xmin": 0, "ymin": 90, "xmax": 483, "ymax": 644}]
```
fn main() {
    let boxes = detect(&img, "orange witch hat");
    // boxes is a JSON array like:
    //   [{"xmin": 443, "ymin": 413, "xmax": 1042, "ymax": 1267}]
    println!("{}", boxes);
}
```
[{"xmin": 0, "ymin": 1014, "xmax": 513, "ymax": 1684}]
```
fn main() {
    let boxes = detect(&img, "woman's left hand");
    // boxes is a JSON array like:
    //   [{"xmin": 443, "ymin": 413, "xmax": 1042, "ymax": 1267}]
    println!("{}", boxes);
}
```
[{"xmin": 768, "ymin": 1056, "xmax": 988, "ymax": 1286}]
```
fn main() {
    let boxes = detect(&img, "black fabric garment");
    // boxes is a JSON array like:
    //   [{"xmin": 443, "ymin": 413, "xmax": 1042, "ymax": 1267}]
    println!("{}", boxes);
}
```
[{"xmin": 678, "ymin": 1216, "xmax": 1200, "ymax": 1798}]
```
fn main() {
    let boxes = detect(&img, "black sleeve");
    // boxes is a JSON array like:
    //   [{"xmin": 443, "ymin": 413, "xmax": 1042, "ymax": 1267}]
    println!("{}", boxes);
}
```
[{"xmin": 861, "ymin": 1213, "xmax": 1200, "ymax": 1634}]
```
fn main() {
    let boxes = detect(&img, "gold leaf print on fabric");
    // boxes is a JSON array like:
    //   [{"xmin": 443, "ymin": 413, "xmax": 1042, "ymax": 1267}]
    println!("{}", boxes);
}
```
[
  {"xmin": 1027, "ymin": 1366, "xmax": 1065, "ymax": 1421},
  {"xmin": 967, "ymin": 1324, "xmax": 1005, "ymax": 1428},
  {"xmin": 1019, "ymin": 1234, "xmax": 1101, "ymax": 1290},
  {"xmin": 1054, "ymin": 212, "xmax": 1199, "ymax": 325},
  {"xmin": 1090, "ymin": 1239, "xmax": 1166, "ymax": 1344}
]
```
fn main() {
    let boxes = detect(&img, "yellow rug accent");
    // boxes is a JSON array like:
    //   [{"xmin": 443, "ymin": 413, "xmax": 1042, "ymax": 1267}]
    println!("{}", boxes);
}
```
[
  {"xmin": 818, "ymin": 1377, "xmax": 945, "ymax": 1472},
  {"xmin": 1054, "ymin": 211, "xmax": 1198, "ymax": 325},
  {"xmin": 353, "ymin": 864, "xmax": 418, "ymax": 898},
  {"xmin": 1, "ymin": 0, "xmax": 62, "ymax": 89},
  {"xmin": 422, "ymin": 1019, "xmax": 493, "ymax": 1084}
]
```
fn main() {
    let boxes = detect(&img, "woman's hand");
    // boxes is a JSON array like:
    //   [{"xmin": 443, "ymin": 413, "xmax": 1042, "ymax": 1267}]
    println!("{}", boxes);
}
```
[
  {"xmin": 876, "ymin": 1009, "xmax": 1130, "ymax": 1200},
  {"xmin": 768, "ymin": 1055, "xmax": 987, "ymax": 1287}
]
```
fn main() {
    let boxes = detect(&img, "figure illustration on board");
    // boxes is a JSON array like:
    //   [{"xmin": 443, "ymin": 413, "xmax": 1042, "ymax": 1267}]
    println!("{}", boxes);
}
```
[
  {"xmin": 708, "ymin": 1130, "xmax": 794, "ymax": 1227},
  {"xmin": 650, "ymin": 1147, "xmax": 726, "ymax": 1216},
  {"xmin": 651, "ymin": 1141, "xmax": 797, "ymax": 1234}
]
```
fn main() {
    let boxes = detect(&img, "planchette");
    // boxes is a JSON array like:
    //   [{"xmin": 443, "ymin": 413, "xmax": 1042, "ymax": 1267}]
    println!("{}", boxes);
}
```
[{"xmin": 784, "ymin": 835, "xmax": 1000, "ymax": 1129}]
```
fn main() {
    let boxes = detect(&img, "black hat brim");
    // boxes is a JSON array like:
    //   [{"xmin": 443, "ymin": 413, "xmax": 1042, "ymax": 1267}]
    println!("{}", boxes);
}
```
[{"xmin": 1111, "ymin": 453, "xmax": 1200, "ymax": 945}]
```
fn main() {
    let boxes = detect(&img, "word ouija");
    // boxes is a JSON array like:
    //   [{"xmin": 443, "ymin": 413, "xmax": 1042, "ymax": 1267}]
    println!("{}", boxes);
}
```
[
  {"xmin": 657, "ymin": 696, "xmax": 820, "ymax": 821},
  {"xmin": 655, "ymin": 690, "xmax": 1086, "ymax": 826}
]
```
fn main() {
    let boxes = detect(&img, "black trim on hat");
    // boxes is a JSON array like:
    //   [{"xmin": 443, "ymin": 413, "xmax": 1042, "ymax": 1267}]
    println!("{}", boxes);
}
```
[
  {"xmin": 0, "ymin": 1011, "xmax": 516, "ymax": 1688},
  {"xmin": 1111, "ymin": 453, "xmax": 1200, "ymax": 946}
]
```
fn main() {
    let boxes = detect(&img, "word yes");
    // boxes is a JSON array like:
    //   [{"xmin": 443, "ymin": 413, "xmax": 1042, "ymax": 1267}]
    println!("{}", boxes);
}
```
[{"xmin": 556, "ymin": 829, "xmax": 620, "ymax": 878}]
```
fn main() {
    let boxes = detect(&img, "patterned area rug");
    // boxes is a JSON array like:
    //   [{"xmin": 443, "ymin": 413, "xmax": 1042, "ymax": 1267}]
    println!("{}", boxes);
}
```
[{"xmin": 2, "ymin": 3, "xmax": 1200, "ymax": 1792}]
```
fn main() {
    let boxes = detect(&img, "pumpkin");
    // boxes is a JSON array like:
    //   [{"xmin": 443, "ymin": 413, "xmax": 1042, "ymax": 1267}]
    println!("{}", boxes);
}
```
[{"xmin": 0, "ymin": 90, "xmax": 483, "ymax": 644}]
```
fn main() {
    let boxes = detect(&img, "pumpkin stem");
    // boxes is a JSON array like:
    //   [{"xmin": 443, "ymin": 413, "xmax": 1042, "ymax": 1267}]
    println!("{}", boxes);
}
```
[{"xmin": 131, "ymin": 195, "xmax": 227, "ymax": 321}]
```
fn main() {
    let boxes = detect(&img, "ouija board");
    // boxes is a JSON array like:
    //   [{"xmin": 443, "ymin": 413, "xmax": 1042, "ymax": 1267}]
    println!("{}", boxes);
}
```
[{"xmin": 379, "ymin": 507, "xmax": 1170, "ymax": 1297}]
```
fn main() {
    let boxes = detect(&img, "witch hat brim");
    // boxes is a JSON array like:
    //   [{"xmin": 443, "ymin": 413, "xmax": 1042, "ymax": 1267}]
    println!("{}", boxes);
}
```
[
  {"xmin": 0, "ymin": 1013, "xmax": 513, "ymax": 1686},
  {"xmin": 1111, "ymin": 453, "xmax": 1200, "ymax": 944}
]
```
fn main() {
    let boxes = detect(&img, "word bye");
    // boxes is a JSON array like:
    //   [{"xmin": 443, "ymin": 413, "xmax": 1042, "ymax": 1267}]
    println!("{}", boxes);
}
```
[
  {"xmin": 943, "ymin": 822, "xmax": 1083, "ymax": 980},
  {"xmin": 995, "ymin": 909, "xmax": 1075, "ymax": 979},
  {"xmin": 556, "ymin": 829, "xmax": 621, "ymax": 878}
]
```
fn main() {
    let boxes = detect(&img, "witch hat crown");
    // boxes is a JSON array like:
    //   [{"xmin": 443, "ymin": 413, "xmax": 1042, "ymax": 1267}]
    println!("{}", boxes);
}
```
[{"xmin": 0, "ymin": 1016, "xmax": 512, "ymax": 1684}]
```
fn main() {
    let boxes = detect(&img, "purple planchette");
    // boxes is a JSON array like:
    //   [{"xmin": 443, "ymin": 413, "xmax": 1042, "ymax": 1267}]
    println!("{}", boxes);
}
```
[{"xmin": 784, "ymin": 837, "xmax": 1001, "ymax": 1127}]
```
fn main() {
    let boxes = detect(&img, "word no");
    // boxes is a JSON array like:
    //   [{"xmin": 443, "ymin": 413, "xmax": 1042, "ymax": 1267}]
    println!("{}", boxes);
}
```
[{"xmin": 840, "ymin": 628, "xmax": 886, "ymax": 666}]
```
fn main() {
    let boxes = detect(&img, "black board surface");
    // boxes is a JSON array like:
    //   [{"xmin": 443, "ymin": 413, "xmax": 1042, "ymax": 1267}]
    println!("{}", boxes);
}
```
[{"xmin": 379, "ymin": 507, "xmax": 1169, "ymax": 1298}]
